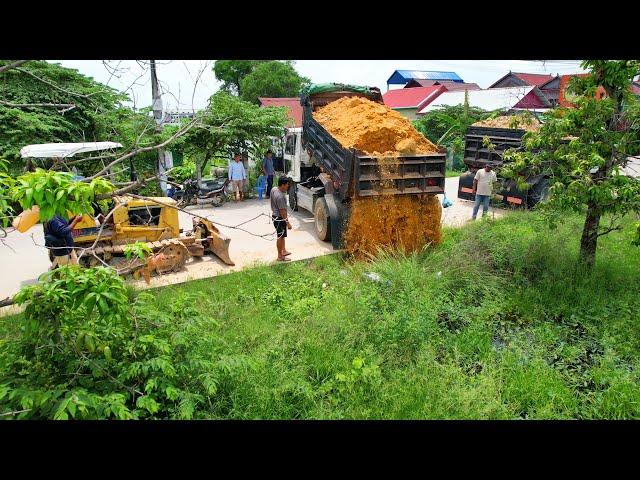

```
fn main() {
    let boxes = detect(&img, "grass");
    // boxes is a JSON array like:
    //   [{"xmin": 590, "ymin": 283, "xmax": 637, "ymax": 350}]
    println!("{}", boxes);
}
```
[{"xmin": 2, "ymin": 210, "xmax": 639, "ymax": 419}]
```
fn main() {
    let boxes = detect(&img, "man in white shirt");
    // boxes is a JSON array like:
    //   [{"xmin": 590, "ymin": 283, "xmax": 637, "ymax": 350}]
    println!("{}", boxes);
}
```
[
  {"xmin": 472, "ymin": 163, "xmax": 498, "ymax": 220},
  {"xmin": 228, "ymin": 153, "xmax": 247, "ymax": 201}
]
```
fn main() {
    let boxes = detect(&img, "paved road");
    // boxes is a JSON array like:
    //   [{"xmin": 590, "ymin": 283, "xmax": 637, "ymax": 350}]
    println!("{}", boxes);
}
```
[{"xmin": 0, "ymin": 176, "xmax": 504, "ymax": 300}]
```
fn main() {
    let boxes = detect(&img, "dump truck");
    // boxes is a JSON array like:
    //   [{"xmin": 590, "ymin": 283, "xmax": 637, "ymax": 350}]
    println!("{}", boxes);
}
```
[
  {"xmin": 282, "ymin": 84, "xmax": 447, "ymax": 249},
  {"xmin": 457, "ymin": 124, "xmax": 549, "ymax": 208}
]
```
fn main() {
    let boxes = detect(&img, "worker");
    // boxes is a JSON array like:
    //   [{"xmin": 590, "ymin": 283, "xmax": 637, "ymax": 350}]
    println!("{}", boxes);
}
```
[
  {"xmin": 271, "ymin": 176, "xmax": 293, "ymax": 262},
  {"xmin": 43, "ymin": 213, "xmax": 83, "ymax": 268},
  {"xmin": 471, "ymin": 163, "xmax": 498, "ymax": 220},
  {"xmin": 228, "ymin": 152, "xmax": 247, "ymax": 201},
  {"xmin": 262, "ymin": 150, "xmax": 275, "ymax": 198}
]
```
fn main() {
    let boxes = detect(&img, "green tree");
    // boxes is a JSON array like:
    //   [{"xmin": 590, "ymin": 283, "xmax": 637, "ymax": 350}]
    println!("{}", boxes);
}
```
[
  {"xmin": 239, "ymin": 61, "xmax": 310, "ymax": 105},
  {"xmin": 502, "ymin": 60, "xmax": 640, "ymax": 267},
  {"xmin": 213, "ymin": 60, "xmax": 265, "ymax": 96},
  {"xmin": 0, "ymin": 60, "xmax": 127, "ymax": 170},
  {"xmin": 178, "ymin": 91, "xmax": 289, "ymax": 178}
]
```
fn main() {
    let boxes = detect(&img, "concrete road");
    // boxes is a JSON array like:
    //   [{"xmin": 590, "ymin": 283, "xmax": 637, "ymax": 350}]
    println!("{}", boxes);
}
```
[{"xmin": 0, "ymin": 176, "xmax": 504, "ymax": 299}]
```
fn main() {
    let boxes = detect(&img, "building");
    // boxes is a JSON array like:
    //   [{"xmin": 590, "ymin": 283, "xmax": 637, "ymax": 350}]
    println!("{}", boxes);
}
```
[
  {"xmin": 258, "ymin": 97, "xmax": 303, "ymax": 128},
  {"xmin": 489, "ymin": 71, "xmax": 555, "ymax": 89},
  {"xmin": 404, "ymin": 79, "xmax": 481, "ymax": 91},
  {"xmin": 386, "ymin": 70, "xmax": 463, "ymax": 91},
  {"xmin": 489, "ymin": 71, "xmax": 559, "ymax": 105},
  {"xmin": 631, "ymin": 80, "xmax": 640, "ymax": 98},
  {"xmin": 417, "ymin": 86, "xmax": 551, "ymax": 115},
  {"xmin": 162, "ymin": 109, "xmax": 199, "ymax": 125},
  {"xmin": 382, "ymin": 85, "xmax": 448, "ymax": 120}
]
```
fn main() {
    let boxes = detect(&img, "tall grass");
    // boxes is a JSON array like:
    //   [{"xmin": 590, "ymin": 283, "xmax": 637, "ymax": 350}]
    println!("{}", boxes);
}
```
[{"xmin": 2, "ymin": 211, "xmax": 638, "ymax": 419}]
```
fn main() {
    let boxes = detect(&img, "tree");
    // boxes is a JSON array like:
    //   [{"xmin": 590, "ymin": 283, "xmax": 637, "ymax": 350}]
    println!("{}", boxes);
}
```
[
  {"xmin": 502, "ymin": 60, "xmax": 640, "ymax": 267},
  {"xmin": 239, "ymin": 61, "xmax": 310, "ymax": 105},
  {"xmin": 213, "ymin": 60, "xmax": 264, "ymax": 96},
  {"xmin": 0, "ymin": 61, "xmax": 127, "ymax": 169},
  {"xmin": 178, "ymin": 91, "xmax": 289, "ymax": 178}
]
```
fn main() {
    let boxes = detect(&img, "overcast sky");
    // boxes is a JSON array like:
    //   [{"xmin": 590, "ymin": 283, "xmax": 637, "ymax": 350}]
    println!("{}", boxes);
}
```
[{"xmin": 51, "ymin": 60, "xmax": 588, "ymax": 111}]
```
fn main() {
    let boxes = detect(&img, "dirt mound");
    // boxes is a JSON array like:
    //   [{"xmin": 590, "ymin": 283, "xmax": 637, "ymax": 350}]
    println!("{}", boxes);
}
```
[
  {"xmin": 313, "ymin": 96, "xmax": 443, "ymax": 258},
  {"xmin": 313, "ymin": 96, "xmax": 439, "ymax": 156},
  {"xmin": 473, "ymin": 114, "xmax": 540, "ymax": 131}
]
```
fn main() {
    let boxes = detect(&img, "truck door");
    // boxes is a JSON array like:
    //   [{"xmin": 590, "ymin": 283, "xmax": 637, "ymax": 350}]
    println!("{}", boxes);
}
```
[{"xmin": 283, "ymin": 131, "xmax": 301, "ymax": 182}]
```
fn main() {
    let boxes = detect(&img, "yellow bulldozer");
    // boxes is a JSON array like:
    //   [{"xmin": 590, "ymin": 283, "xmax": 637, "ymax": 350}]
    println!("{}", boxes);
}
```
[
  {"xmin": 71, "ymin": 195, "xmax": 234, "ymax": 276},
  {"xmin": 15, "ymin": 142, "xmax": 234, "ymax": 280}
]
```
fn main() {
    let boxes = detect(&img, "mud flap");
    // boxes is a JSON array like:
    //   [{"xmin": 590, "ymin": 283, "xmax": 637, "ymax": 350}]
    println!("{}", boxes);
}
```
[
  {"xmin": 458, "ymin": 171, "xmax": 476, "ymax": 200},
  {"xmin": 324, "ymin": 194, "xmax": 347, "ymax": 250}
]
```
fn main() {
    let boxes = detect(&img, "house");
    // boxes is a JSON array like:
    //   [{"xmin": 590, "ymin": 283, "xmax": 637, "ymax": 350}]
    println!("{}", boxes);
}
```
[
  {"xmin": 557, "ymin": 75, "xmax": 607, "ymax": 107},
  {"xmin": 162, "ymin": 109, "xmax": 199, "ymax": 125},
  {"xmin": 632, "ymin": 80, "xmax": 640, "ymax": 98},
  {"xmin": 489, "ymin": 71, "xmax": 555, "ymax": 89},
  {"xmin": 538, "ymin": 76, "xmax": 561, "ymax": 106},
  {"xmin": 489, "ymin": 71, "xmax": 561, "ymax": 105},
  {"xmin": 404, "ymin": 79, "xmax": 481, "ymax": 91},
  {"xmin": 386, "ymin": 70, "xmax": 463, "ymax": 91},
  {"xmin": 417, "ymin": 86, "xmax": 551, "ymax": 115},
  {"xmin": 258, "ymin": 97, "xmax": 303, "ymax": 128},
  {"xmin": 382, "ymin": 85, "xmax": 448, "ymax": 120}
]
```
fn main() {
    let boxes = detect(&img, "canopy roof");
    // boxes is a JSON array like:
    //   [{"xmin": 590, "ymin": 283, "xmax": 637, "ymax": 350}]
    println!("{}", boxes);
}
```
[{"xmin": 20, "ymin": 142, "xmax": 123, "ymax": 159}]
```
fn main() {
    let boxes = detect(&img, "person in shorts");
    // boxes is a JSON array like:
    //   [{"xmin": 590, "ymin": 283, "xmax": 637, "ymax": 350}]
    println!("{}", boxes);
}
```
[
  {"xmin": 271, "ymin": 176, "xmax": 293, "ymax": 261},
  {"xmin": 228, "ymin": 152, "xmax": 247, "ymax": 201}
]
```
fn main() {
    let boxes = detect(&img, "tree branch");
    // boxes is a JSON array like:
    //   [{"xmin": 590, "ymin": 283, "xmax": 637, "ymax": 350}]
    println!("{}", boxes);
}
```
[
  {"xmin": 15, "ymin": 67, "xmax": 98, "ymax": 100},
  {"xmin": 83, "ymin": 118, "xmax": 200, "ymax": 181},
  {"xmin": 0, "ymin": 99, "xmax": 76, "ymax": 112},
  {"xmin": 0, "ymin": 60, "xmax": 29, "ymax": 74}
]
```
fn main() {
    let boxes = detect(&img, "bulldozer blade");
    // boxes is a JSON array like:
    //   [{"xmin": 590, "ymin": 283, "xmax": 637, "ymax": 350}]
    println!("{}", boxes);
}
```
[{"xmin": 208, "ymin": 232, "xmax": 234, "ymax": 266}]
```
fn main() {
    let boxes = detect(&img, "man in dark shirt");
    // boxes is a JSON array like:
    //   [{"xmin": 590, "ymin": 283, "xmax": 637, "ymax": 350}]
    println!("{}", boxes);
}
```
[
  {"xmin": 270, "ymin": 176, "xmax": 292, "ymax": 261},
  {"xmin": 263, "ymin": 150, "xmax": 276, "ymax": 198},
  {"xmin": 44, "ymin": 213, "xmax": 83, "ymax": 267}
]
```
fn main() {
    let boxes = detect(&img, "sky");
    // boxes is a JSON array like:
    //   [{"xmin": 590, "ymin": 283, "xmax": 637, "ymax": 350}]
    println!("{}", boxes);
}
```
[{"xmin": 51, "ymin": 60, "xmax": 588, "ymax": 111}]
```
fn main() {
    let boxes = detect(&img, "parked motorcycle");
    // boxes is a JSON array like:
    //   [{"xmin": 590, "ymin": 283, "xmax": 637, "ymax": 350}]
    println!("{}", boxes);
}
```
[{"xmin": 172, "ymin": 177, "xmax": 230, "ymax": 207}]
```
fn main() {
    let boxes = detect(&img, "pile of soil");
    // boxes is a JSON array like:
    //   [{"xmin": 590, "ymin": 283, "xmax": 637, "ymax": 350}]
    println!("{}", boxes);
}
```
[
  {"xmin": 473, "ymin": 114, "xmax": 540, "ymax": 132},
  {"xmin": 313, "ymin": 96, "xmax": 442, "ymax": 258},
  {"xmin": 313, "ymin": 96, "xmax": 439, "ymax": 156}
]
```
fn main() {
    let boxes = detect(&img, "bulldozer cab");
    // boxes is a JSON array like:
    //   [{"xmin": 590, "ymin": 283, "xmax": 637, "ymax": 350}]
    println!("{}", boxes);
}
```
[{"xmin": 72, "ymin": 196, "xmax": 181, "ymax": 246}]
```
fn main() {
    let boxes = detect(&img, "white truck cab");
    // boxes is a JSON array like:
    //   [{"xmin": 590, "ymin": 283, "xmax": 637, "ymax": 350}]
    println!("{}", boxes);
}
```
[{"xmin": 281, "ymin": 127, "xmax": 312, "ymax": 182}]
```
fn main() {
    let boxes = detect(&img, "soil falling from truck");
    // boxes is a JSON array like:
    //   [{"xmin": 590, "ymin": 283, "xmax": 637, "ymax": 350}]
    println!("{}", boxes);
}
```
[{"xmin": 313, "ymin": 97, "xmax": 443, "ymax": 258}]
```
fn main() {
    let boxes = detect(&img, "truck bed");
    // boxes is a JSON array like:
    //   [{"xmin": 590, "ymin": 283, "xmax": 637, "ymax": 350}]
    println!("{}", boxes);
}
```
[{"xmin": 302, "ymin": 100, "xmax": 446, "ymax": 199}]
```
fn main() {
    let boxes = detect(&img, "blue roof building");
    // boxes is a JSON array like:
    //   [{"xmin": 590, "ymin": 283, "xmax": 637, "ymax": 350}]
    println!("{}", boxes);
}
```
[{"xmin": 386, "ymin": 70, "xmax": 464, "ymax": 90}]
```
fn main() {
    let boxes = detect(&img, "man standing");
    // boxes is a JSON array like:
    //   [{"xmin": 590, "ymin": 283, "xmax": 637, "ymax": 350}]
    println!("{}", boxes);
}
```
[
  {"xmin": 271, "ymin": 176, "xmax": 293, "ymax": 262},
  {"xmin": 472, "ymin": 163, "xmax": 498, "ymax": 220},
  {"xmin": 228, "ymin": 152, "xmax": 247, "ymax": 201},
  {"xmin": 44, "ymin": 213, "xmax": 83, "ymax": 268},
  {"xmin": 263, "ymin": 150, "xmax": 275, "ymax": 198}
]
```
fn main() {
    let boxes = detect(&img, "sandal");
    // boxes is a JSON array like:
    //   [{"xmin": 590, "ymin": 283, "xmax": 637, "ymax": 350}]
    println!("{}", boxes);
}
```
[
  {"xmin": 277, "ymin": 257, "xmax": 291, "ymax": 262},
  {"xmin": 283, "ymin": 251, "xmax": 292, "ymax": 256}
]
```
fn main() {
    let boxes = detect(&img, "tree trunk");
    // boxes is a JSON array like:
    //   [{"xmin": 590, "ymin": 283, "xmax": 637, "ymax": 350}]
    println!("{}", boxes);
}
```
[{"xmin": 579, "ymin": 201, "xmax": 601, "ymax": 268}]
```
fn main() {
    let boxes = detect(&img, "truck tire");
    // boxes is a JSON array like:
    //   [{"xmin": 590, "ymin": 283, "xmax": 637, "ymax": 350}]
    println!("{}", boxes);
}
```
[
  {"xmin": 527, "ymin": 177, "xmax": 550, "ymax": 209},
  {"xmin": 314, "ymin": 198, "xmax": 331, "ymax": 242},
  {"xmin": 289, "ymin": 181, "xmax": 298, "ymax": 211}
]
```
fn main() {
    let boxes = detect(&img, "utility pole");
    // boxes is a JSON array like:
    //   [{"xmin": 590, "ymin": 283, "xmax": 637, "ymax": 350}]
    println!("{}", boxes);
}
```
[{"xmin": 150, "ymin": 60, "xmax": 171, "ymax": 195}]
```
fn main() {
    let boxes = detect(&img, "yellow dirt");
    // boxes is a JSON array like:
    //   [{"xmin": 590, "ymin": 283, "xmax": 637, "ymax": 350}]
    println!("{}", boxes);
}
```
[
  {"xmin": 473, "ymin": 114, "xmax": 540, "ymax": 132},
  {"xmin": 313, "ymin": 96, "xmax": 439, "ymax": 156},
  {"xmin": 313, "ymin": 96, "xmax": 442, "ymax": 258}
]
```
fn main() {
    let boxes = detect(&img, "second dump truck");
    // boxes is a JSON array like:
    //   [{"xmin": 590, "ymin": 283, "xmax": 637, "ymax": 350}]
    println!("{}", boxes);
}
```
[{"xmin": 281, "ymin": 84, "xmax": 446, "ymax": 249}]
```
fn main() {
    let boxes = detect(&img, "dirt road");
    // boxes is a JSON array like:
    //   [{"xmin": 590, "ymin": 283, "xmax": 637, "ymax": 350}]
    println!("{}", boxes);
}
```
[{"xmin": 0, "ymin": 176, "xmax": 504, "ymax": 300}]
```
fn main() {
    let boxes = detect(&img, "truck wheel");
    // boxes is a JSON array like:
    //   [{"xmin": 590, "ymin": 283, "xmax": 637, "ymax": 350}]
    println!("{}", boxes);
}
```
[
  {"xmin": 314, "ymin": 198, "xmax": 331, "ymax": 242},
  {"xmin": 527, "ymin": 177, "xmax": 550, "ymax": 208},
  {"xmin": 289, "ymin": 181, "xmax": 298, "ymax": 211}
]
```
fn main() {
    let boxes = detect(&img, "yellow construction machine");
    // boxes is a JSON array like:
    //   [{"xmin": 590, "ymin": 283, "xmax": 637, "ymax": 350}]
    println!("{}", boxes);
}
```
[{"xmin": 70, "ymin": 195, "xmax": 234, "ymax": 276}]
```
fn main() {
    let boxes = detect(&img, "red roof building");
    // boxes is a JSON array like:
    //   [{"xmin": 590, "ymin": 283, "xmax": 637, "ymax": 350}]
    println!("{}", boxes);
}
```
[
  {"xmin": 258, "ymin": 97, "xmax": 303, "ymax": 128},
  {"xmin": 489, "ymin": 71, "xmax": 555, "ymax": 89},
  {"xmin": 382, "ymin": 85, "xmax": 447, "ymax": 119}
]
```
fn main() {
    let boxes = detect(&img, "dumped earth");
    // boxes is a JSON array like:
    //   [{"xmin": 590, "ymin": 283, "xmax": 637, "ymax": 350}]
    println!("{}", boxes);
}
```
[
  {"xmin": 473, "ymin": 114, "xmax": 541, "ymax": 131},
  {"xmin": 313, "ymin": 96, "xmax": 443, "ymax": 258}
]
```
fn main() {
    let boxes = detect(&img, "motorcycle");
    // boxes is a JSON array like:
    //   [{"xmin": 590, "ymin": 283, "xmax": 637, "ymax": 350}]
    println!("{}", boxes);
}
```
[{"xmin": 172, "ymin": 177, "xmax": 230, "ymax": 208}]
